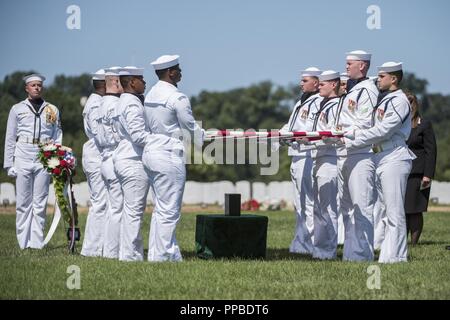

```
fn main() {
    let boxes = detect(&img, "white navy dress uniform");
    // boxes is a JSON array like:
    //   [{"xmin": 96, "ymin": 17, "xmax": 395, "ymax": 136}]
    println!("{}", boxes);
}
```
[
  {"xmin": 280, "ymin": 67, "xmax": 323, "ymax": 255},
  {"xmin": 345, "ymin": 62, "xmax": 415, "ymax": 263},
  {"xmin": 95, "ymin": 67, "xmax": 124, "ymax": 259},
  {"xmin": 311, "ymin": 71, "xmax": 341, "ymax": 259},
  {"xmin": 144, "ymin": 55, "xmax": 204, "ymax": 262},
  {"xmin": 80, "ymin": 69, "xmax": 108, "ymax": 257},
  {"xmin": 337, "ymin": 72, "xmax": 349, "ymax": 246},
  {"xmin": 3, "ymin": 74, "xmax": 62, "ymax": 249},
  {"xmin": 335, "ymin": 51, "xmax": 379, "ymax": 261},
  {"xmin": 113, "ymin": 66, "xmax": 152, "ymax": 262}
]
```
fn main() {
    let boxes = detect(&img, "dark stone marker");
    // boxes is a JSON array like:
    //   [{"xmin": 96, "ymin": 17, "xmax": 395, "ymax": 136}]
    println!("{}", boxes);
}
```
[{"xmin": 225, "ymin": 193, "xmax": 241, "ymax": 216}]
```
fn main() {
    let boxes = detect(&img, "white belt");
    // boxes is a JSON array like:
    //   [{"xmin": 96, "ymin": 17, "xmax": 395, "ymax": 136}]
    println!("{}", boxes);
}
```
[
  {"xmin": 16, "ymin": 136, "xmax": 52, "ymax": 145},
  {"xmin": 372, "ymin": 139, "xmax": 406, "ymax": 154}
]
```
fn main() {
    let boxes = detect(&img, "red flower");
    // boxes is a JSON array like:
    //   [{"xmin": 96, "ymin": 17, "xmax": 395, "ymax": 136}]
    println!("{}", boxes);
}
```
[
  {"xmin": 52, "ymin": 167, "xmax": 61, "ymax": 175},
  {"xmin": 60, "ymin": 160, "xmax": 68, "ymax": 167},
  {"xmin": 44, "ymin": 151, "xmax": 52, "ymax": 158},
  {"xmin": 57, "ymin": 150, "xmax": 66, "ymax": 156}
]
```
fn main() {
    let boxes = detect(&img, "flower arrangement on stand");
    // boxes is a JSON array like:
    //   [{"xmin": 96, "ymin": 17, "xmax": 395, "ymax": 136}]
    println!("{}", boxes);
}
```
[{"xmin": 38, "ymin": 143, "xmax": 80, "ymax": 253}]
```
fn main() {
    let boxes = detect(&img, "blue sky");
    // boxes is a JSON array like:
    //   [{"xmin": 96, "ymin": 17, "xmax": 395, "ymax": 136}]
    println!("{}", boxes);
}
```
[{"xmin": 1, "ymin": 0, "xmax": 449, "ymax": 96}]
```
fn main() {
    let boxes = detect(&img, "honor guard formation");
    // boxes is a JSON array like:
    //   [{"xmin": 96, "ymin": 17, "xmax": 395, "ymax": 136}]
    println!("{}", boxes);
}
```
[{"xmin": 4, "ymin": 50, "xmax": 430, "ymax": 264}]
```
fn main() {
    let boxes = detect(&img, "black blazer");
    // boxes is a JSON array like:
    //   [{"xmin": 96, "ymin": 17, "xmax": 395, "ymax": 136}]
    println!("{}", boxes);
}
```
[{"xmin": 407, "ymin": 118, "xmax": 437, "ymax": 178}]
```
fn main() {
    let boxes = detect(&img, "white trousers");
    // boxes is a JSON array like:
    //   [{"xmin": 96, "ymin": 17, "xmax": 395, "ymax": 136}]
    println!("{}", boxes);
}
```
[
  {"xmin": 101, "ymin": 156, "xmax": 124, "ymax": 259},
  {"xmin": 80, "ymin": 157, "xmax": 108, "ymax": 257},
  {"xmin": 373, "ymin": 179, "xmax": 386, "ymax": 251},
  {"xmin": 143, "ymin": 149, "xmax": 184, "ymax": 262},
  {"xmin": 114, "ymin": 158, "xmax": 149, "ymax": 262},
  {"xmin": 337, "ymin": 213, "xmax": 345, "ymax": 245},
  {"xmin": 289, "ymin": 156, "xmax": 314, "ymax": 254},
  {"xmin": 338, "ymin": 153, "xmax": 375, "ymax": 261},
  {"xmin": 312, "ymin": 155, "xmax": 338, "ymax": 259},
  {"xmin": 14, "ymin": 157, "xmax": 50, "ymax": 249},
  {"xmin": 375, "ymin": 149, "xmax": 411, "ymax": 263}
]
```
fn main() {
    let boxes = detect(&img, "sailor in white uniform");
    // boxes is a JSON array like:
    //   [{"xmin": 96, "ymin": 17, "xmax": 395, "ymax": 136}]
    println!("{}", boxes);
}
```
[
  {"xmin": 344, "ymin": 62, "xmax": 414, "ymax": 263},
  {"xmin": 113, "ymin": 66, "xmax": 152, "ymax": 262},
  {"xmin": 144, "ymin": 55, "xmax": 204, "ymax": 262},
  {"xmin": 80, "ymin": 69, "xmax": 108, "ymax": 257},
  {"xmin": 3, "ymin": 74, "xmax": 62, "ymax": 249},
  {"xmin": 311, "ymin": 71, "xmax": 341, "ymax": 259},
  {"xmin": 334, "ymin": 50, "xmax": 379, "ymax": 261},
  {"xmin": 279, "ymin": 67, "xmax": 323, "ymax": 255},
  {"xmin": 337, "ymin": 72, "xmax": 349, "ymax": 246},
  {"xmin": 95, "ymin": 66, "xmax": 124, "ymax": 259}
]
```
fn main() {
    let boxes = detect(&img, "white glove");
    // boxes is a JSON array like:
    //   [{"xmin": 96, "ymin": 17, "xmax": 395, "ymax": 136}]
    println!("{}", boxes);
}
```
[
  {"xmin": 344, "ymin": 129, "xmax": 355, "ymax": 140},
  {"xmin": 7, "ymin": 167, "xmax": 17, "ymax": 178},
  {"xmin": 322, "ymin": 137, "xmax": 339, "ymax": 145}
]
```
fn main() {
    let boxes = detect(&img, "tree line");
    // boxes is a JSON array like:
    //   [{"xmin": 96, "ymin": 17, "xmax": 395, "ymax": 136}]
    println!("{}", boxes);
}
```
[{"xmin": 1, "ymin": 71, "xmax": 449, "ymax": 183}]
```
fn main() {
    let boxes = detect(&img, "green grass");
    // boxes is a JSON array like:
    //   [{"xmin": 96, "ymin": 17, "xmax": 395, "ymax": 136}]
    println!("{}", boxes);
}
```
[{"xmin": 0, "ymin": 209, "xmax": 449, "ymax": 299}]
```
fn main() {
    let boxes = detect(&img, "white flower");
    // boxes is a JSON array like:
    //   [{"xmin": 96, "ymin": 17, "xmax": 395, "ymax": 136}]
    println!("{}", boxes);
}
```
[
  {"xmin": 47, "ymin": 157, "xmax": 60, "ymax": 169},
  {"xmin": 60, "ymin": 146, "xmax": 72, "ymax": 152},
  {"xmin": 43, "ymin": 144, "xmax": 57, "ymax": 151}
]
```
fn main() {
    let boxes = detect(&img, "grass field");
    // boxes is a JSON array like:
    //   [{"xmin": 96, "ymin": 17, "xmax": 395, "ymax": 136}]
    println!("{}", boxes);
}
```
[{"xmin": 0, "ymin": 207, "xmax": 449, "ymax": 300}]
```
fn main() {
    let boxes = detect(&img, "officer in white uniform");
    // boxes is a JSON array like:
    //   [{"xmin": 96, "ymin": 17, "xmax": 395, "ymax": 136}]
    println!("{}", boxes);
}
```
[
  {"xmin": 95, "ymin": 66, "xmax": 124, "ymax": 259},
  {"xmin": 80, "ymin": 69, "xmax": 108, "ymax": 257},
  {"xmin": 279, "ymin": 67, "xmax": 323, "ymax": 255},
  {"xmin": 144, "ymin": 55, "xmax": 204, "ymax": 262},
  {"xmin": 311, "ymin": 71, "xmax": 341, "ymax": 259},
  {"xmin": 344, "ymin": 62, "xmax": 414, "ymax": 263},
  {"xmin": 334, "ymin": 50, "xmax": 379, "ymax": 261},
  {"xmin": 337, "ymin": 72, "xmax": 349, "ymax": 245},
  {"xmin": 113, "ymin": 66, "xmax": 152, "ymax": 262},
  {"xmin": 3, "ymin": 74, "xmax": 62, "ymax": 249}
]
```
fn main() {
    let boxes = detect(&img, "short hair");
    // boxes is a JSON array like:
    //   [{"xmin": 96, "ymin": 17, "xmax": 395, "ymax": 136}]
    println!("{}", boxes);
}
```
[
  {"xmin": 389, "ymin": 70, "xmax": 403, "ymax": 84},
  {"xmin": 92, "ymin": 80, "xmax": 105, "ymax": 90},
  {"xmin": 155, "ymin": 64, "xmax": 179, "ymax": 79},
  {"xmin": 331, "ymin": 78, "xmax": 341, "ymax": 94},
  {"xmin": 119, "ymin": 76, "xmax": 133, "ymax": 89}
]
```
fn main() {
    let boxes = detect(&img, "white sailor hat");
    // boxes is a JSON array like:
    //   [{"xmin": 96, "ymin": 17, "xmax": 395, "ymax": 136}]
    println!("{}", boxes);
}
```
[
  {"xmin": 377, "ymin": 61, "xmax": 403, "ymax": 73},
  {"xmin": 301, "ymin": 67, "xmax": 321, "ymax": 78},
  {"xmin": 91, "ymin": 69, "xmax": 106, "ymax": 81},
  {"xmin": 104, "ymin": 66, "xmax": 122, "ymax": 76},
  {"xmin": 150, "ymin": 55, "xmax": 180, "ymax": 70},
  {"xmin": 319, "ymin": 70, "xmax": 340, "ymax": 82},
  {"xmin": 346, "ymin": 50, "xmax": 372, "ymax": 61},
  {"xmin": 119, "ymin": 66, "xmax": 145, "ymax": 76},
  {"xmin": 23, "ymin": 73, "xmax": 46, "ymax": 84},
  {"xmin": 340, "ymin": 72, "xmax": 349, "ymax": 81}
]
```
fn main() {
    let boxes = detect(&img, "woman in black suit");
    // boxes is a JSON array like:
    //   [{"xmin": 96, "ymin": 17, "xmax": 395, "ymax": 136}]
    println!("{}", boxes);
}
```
[{"xmin": 404, "ymin": 93, "xmax": 437, "ymax": 245}]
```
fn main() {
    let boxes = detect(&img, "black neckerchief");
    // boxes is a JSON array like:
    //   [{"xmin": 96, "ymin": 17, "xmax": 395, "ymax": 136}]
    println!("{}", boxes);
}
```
[
  {"xmin": 376, "ymin": 89, "xmax": 400, "ymax": 106},
  {"xmin": 346, "ymin": 77, "xmax": 368, "ymax": 93},
  {"xmin": 300, "ymin": 91, "xmax": 318, "ymax": 104},
  {"xmin": 28, "ymin": 98, "xmax": 44, "ymax": 112},
  {"xmin": 127, "ymin": 92, "xmax": 145, "ymax": 105},
  {"xmin": 376, "ymin": 90, "xmax": 390, "ymax": 106},
  {"xmin": 105, "ymin": 93, "xmax": 121, "ymax": 98},
  {"xmin": 319, "ymin": 97, "xmax": 330, "ymax": 109}
]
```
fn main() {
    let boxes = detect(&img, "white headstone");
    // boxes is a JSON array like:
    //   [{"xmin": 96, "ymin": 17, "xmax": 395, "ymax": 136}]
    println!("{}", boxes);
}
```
[
  {"xmin": 235, "ymin": 181, "xmax": 251, "ymax": 201},
  {"xmin": 183, "ymin": 181, "xmax": 204, "ymax": 204},
  {"xmin": 252, "ymin": 182, "xmax": 267, "ymax": 202},
  {"xmin": 430, "ymin": 181, "xmax": 450, "ymax": 205},
  {"xmin": 0, "ymin": 183, "xmax": 16, "ymax": 205}
]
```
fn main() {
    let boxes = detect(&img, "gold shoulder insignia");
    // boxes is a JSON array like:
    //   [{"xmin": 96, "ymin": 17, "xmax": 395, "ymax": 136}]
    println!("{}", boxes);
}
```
[{"xmin": 44, "ymin": 104, "xmax": 58, "ymax": 125}]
